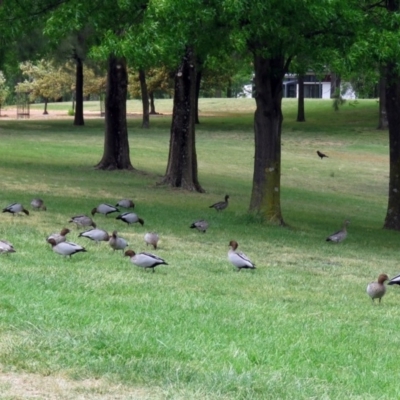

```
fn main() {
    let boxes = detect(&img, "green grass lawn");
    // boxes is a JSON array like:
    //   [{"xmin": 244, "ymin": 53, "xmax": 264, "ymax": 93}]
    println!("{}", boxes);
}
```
[{"xmin": 1, "ymin": 97, "xmax": 399, "ymax": 399}]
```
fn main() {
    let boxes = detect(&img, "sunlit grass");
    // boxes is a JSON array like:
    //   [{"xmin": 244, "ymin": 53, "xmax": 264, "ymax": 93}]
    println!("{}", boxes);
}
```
[{"xmin": 1, "ymin": 98, "xmax": 399, "ymax": 398}]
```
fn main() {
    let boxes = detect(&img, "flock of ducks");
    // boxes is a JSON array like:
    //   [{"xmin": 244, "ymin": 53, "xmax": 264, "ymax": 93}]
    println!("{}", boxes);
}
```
[
  {"xmin": 0, "ymin": 194, "xmax": 256, "ymax": 273},
  {"xmin": 1, "ymin": 198, "xmax": 166, "ymax": 272},
  {"xmin": 2, "ymin": 195, "xmax": 398, "ymax": 294}
]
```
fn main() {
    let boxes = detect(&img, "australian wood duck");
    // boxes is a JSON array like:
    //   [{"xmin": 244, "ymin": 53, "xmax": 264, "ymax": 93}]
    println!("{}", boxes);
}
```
[
  {"xmin": 388, "ymin": 273, "xmax": 400, "ymax": 285},
  {"xmin": 190, "ymin": 219, "xmax": 209, "ymax": 233},
  {"xmin": 116, "ymin": 199, "xmax": 135, "ymax": 208},
  {"xmin": 91, "ymin": 203, "xmax": 119, "ymax": 216},
  {"xmin": 79, "ymin": 228, "xmax": 109, "ymax": 243},
  {"xmin": 116, "ymin": 212, "xmax": 144, "ymax": 226},
  {"xmin": 0, "ymin": 240, "xmax": 16, "ymax": 254},
  {"xmin": 31, "ymin": 198, "xmax": 46, "ymax": 211},
  {"xmin": 367, "ymin": 274, "xmax": 389, "ymax": 303},
  {"xmin": 124, "ymin": 249, "xmax": 168, "ymax": 272},
  {"xmin": 47, "ymin": 228, "xmax": 70, "ymax": 245},
  {"xmin": 209, "ymin": 195, "xmax": 229, "ymax": 212},
  {"xmin": 326, "ymin": 220, "xmax": 350, "ymax": 243},
  {"xmin": 2, "ymin": 203, "xmax": 29, "ymax": 216},
  {"xmin": 47, "ymin": 238, "xmax": 86, "ymax": 257},
  {"xmin": 144, "ymin": 232, "xmax": 159, "ymax": 249},
  {"xmin": 228, "ymin": 240, "xmax": 256, "ymax": 271},
  {"xmin": 69, "ymin": 215, "xmax": 96, "ymax": 228},
  {"xmin": 109, "ymin": 230, "xmax": 128, "ymax": 253}
]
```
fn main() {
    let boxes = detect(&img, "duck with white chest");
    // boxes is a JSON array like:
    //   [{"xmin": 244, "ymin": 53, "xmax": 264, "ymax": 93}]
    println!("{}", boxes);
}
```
[
  {"xmin": 124, "ymin": 249, "xmax": 168, "ymax": 272},
  {"xmin": 228, "ymin": 240, "xmax": 256, "ymax": 271},
  {"xmin": 47, "ymin": 238, "xmax": 87, "ymax": 258}
]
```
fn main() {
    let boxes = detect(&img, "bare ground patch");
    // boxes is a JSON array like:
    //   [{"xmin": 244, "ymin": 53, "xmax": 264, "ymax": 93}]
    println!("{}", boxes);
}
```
[{"xmin": 0, "ymin": 371, "xmax": 162, "ymax": 400}]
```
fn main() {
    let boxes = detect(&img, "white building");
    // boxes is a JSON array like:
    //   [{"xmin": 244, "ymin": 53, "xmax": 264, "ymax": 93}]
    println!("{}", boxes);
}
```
[
  {"xmin": 283, "ymin": 73, "xmax": 356, "ymax": 100},
  {"xmin": 240, "ymin": 73, "xmax": 356, "ymax": 100}
]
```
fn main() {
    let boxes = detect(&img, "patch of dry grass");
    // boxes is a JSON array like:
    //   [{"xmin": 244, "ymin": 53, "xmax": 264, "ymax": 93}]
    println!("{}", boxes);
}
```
[{"xmin": 0, "ymin": 371, "xmax": 163, "ymax": 400}]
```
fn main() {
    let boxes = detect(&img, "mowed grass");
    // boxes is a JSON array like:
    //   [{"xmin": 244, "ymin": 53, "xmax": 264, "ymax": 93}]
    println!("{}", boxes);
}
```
[{"xmin": 0, "ymin": 98, "xmax": 399, "ymax": 399}]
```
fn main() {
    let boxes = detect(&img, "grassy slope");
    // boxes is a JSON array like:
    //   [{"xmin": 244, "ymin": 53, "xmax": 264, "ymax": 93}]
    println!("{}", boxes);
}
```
[{"xmin": 0, "ymin": 98, "xmax": 399, "ymax": 399}]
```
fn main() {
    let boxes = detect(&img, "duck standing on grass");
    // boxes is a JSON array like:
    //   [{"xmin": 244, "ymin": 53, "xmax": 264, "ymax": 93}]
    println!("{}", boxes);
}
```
[
  {"xmin": 109, "ymin": 231, "xmax": 128, "ymax": 253},
  {"xmin": 326, "ymin": 220, "xmax": 350, "ymax": 243},
  {"xmin": 209, "ymin": 195, "xmax": 229, "ymax": 212},
  {"xmin": 124, "ymin": 249, "xmax": 168, "ymax": 272},
  {"xmin": 47, "ymin": 238, "xmax": 86, "ymax": 258},
  {"xmin": 46, "ymin": 228, "xmax": 70, "ymax": 245},
  {"xmin": 116, "ymin": 199, "xmax": 135, "ymax": 208},
  {"xmin": 0, "ymin": 240, "xmax": 16, "ymax": 254},
  {"xmin": 69, "ymin": 215, "xmax": 96, "ymax": 228},
  {"xmin": 228, "ymin": 240, "xmax": 256, "ymax": 271},
  {"xmin": 31, "ymin": 198, "xmax": 47, "ymax": 211},
  {"xmin": 91, "ymin": 203, "xmax": 119, "ymax": 216},
  {"xmin": 144, "ymin": 232, "xmax": 159, "ymax": 249},
  {"xmin": 79, "ymin": 228, "xmax": 110, "ymax": 243},
  {"xmin": 116, "ymin": 212, "xmax": 144, "ymax": 226},
  {"xmin": 2, "ymin": 203, "xmax": 29, "ymax": 216},
  {"xmin": 367, "ymin": 274, "xmax": 389, "ymax": 303},
  {"xmin": 190, "ymin": 220, "xmax": 209, "ymax": 233}
]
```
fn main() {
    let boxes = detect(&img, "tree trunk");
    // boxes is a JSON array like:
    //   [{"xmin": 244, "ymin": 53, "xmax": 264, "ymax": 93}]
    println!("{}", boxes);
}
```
[
  {"xmin": 383, "ymin": 62, "xmax": 400, "ymax": 229},
  {"xmin": 43, "ymin": 99, "xmax": 48, "ymax": 115},
  {"xmin": 195, "ymin": 70, "xmax": 201, "ymax": 124},
  {"xmin": 377, "ymin": 75, "xmax": 388, "ymax": 130},
  {"xmin": 330, "ymin": 73, "xmax": 341, "ymax": 98},
  {"xmin": 227, "ymin": 78, "xmax": 232, "ymax": 98},
  {"xmin": 149, "ymin": 91, "xmax": 157, "ymax": 114},
  {"xmin": 95, "ymin": 55, "xmax": 134, "ymax": 170},
  {"xmin": 161, "ymin": 46, "xmax": 204, "ymax": 192},
  {"xmin": 139, "ymin": 69, "xmax": 150, "ymax": 129},
  {"xmin": 296, "ymin": 74, "xmax": 305, "ymax": 122},
  {"xmin": 73, "ymin": 55, "xmax": 84, "ymax": 126},
  {"xmin": 249, "ymin": 54, "xmax": 285, "ymax": 225}
]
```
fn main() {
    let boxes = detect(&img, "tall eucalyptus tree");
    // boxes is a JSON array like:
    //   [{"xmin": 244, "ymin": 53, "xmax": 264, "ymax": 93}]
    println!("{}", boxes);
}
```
[
  {"xmin": 223, "ymin": 0, "xmax": 361, "ymax": 224},
  {"xmin": 43, "ymin": 0, "xmax": 149, "ymax": 170},
  {"xmin": 150, "ymin": 0, "xmax": 232, "ymax": 191}
]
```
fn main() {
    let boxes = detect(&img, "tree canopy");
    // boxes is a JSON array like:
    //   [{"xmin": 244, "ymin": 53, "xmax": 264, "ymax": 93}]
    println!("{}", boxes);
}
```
[{"xmin": 2, "ymin": 0, "xmax": 400, "ymax": 228}]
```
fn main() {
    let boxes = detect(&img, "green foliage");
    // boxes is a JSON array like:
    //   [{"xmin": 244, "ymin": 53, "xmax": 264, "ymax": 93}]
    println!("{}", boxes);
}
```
[
  {"xmin": 14, "ymin": 59, "xmax": 106, "ymax": 101},
  {"xmin": 0, "ymin": 70, "xmax": 10, "ymax": 108},
  {"xmin": 128, "ymin": 67, "xmax": 173, "ymax": 98}
]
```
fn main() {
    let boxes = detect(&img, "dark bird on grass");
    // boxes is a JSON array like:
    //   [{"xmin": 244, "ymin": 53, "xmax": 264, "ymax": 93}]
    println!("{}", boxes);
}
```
[
  {"xmin": 209, "ymin": 195, "xmax": 229, "ymax": 212},
  {"xmin": 317, "ymin": 150, "xmax": 328, "ymax": 159},
  {"xmin": 125, "ymin": 249, "xmax": 168, "ymax": 273},
  {"xmin": 190, "ymin": 219, "xmax": 209, "ymax": 233},
  {"xmin": 2, "ymin": 203, "xmax": 29, "ymax": 216},
  {"xmin": 367, "ymin": 274, "xmax": 389, "ymax": 303},
  {"xmin": 326, "ymin": 220, "xmax": 350, "ymax": 243}
]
